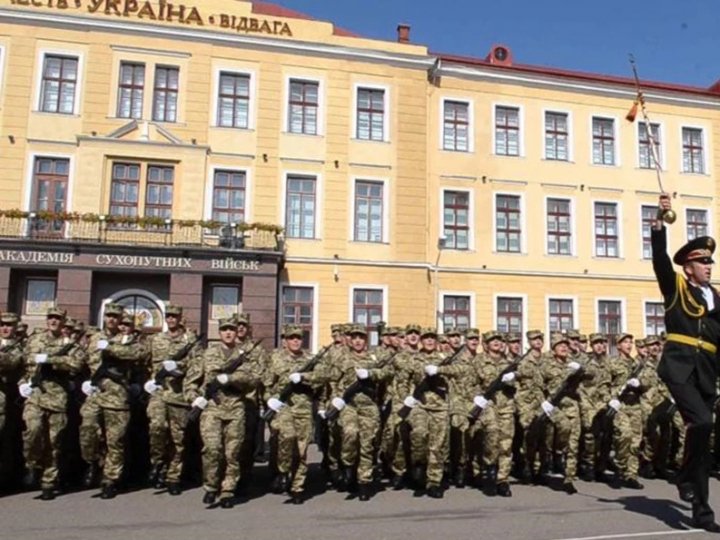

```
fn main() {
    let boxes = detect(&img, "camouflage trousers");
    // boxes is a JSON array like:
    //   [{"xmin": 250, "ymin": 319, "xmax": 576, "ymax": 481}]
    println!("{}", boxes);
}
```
[
  {"xmin": 613, "ymin": 404, "xmax": 643, "ymax": 480},
  {"xmin": 515, "ymin": 398, "xmax": 540, "ymax": 470},
  {"xmin": 496, "ymin": 409, "xmax": 515, "ymax": 482},
  {"xmin": 409, "ymin": 406, "xmax": 448, "ymax": 487},
  {"xmin": 147, "ymin": 396, "xmax": 188, "ymax": 483},
  {"xmin": 544, "ymin": 405, "xmax": 581, "ymax": 482},
  {"xmin": 468, "ymin": 405, "xmax": 499, "ymax": 478},
  {"xmin": 579, "ymin": 400, "xmax": 605, "ymax": 470},
  {"xmin": 449, "ymin": 413, "xmax": 470, "ymax": 475},
  {"xmin": 338, "ymin": 403, "xmax": 379, "ymax": 484},
  {"xmin": 200, "ymin": 406, "xmax": 245, "ymax": 498},
  {"xmin": 383, "ymin": 405, "xmax": 409, "ymax": 477},
  {"xmin": 271, "ymin": 406, "xmax": 312, "ymax": 493},
  {"xmin": 0, "ymin": 391, "xmax": 6, "ymax": 435},
  {"xmin": 642, "ymin": 404, "xmax": 685, "ymax": 469},
  {"xmin": 22, "ymin": 402, "xmax": 67, "ymax": 489},
  {"xmin": 79, "ymin": 398, "xmax": 130, "ymax": 484}
]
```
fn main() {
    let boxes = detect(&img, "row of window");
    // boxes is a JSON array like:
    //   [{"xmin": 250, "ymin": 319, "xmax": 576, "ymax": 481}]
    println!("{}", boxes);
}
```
[{"xmin": 36, "ymin": 54, "xmax": 708, "ymax": 173}]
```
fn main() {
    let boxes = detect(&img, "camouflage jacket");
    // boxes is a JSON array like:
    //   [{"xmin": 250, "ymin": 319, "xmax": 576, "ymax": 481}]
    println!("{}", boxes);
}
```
[
  {"xmin": 409, "ymin": 349, "xmax": 467, "ymax": 412},
  {"xmin": 0, "ymin": 337, "xmax": 24, "ymax": 383},
  {"xmin": 578, "ymin": 354, "xmax": 612, "ymax": 407},
  {"xmin": 468, "ymin": 353, "xmax": 515, "ymax": 414},
  {"xmin": 264, "ymin": 348, "xmax": 326, "ymax": 412},
  {"xmin": 387, "ymin": 348, "xmax": 419, "ymax": 405},
  {"xmin": 149, "ymin": 330, "xmax": 203, "ymax": 406},
  {"xmin": 539, "ymin": 355, "xmax": 592, "ymax": 415},
  {"xmin": 326, "ymin": 349, "xmax": 394, "ymax": 408},
  {"xmin": 236, "ymin": 337, "xmax": 269, "ymax": 404},
  {"xmin": 515, "ymin": 350, "xmax": 546, "ymax": 408},
  {"xmin": 607, "ymin": 355, "xmax": 652, "ymax": 408},
  {"xmin": 23, "ymin": 331, "xmax": 86, "ymax": 412},
  {"xmin": 448, "ymin": 348, "xmax": 481, "ymax": 415}
]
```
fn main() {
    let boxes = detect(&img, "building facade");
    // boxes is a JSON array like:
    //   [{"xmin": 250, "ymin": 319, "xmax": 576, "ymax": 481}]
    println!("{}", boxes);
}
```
[{"xmin": 0, "ymin": 1, "xmax": 717, "ymax": 347}]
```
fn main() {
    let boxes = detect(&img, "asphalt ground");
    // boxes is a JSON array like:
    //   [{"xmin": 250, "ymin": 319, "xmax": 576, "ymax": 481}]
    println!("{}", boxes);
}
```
[{"xmin": 1, "ymin": 450, "xmax": 720, "ymax": 540}]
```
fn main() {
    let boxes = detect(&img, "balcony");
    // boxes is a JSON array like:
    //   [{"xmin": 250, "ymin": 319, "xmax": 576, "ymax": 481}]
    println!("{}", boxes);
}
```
[{"xmin": 0, "ymin": 210, "xmax": 284, "ymax": 252}]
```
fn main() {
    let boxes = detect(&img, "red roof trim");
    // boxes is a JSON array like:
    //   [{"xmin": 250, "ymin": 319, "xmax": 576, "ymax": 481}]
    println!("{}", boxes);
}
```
[
  {"xmin": 435, "ymin": 51, "xmax": 720, "ymax": 98},
  {"xmin": 250, "ymin": 1, "xmax": 361, "ymax": 38}
]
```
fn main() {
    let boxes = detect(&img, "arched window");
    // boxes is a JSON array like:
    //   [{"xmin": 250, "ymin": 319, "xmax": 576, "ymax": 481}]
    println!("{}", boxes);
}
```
[{"xmin": 100, "ymin": 289, "xmax": 166, "ymax": 333}]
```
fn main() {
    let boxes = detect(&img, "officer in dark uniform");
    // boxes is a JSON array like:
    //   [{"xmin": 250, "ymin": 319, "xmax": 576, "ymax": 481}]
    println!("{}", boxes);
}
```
[{"xmin": 652, "ymin": 193, "xmax": 720, "ymax": 533}]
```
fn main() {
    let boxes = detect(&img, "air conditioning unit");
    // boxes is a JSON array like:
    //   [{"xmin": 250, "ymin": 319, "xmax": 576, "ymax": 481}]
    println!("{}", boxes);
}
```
[{"xmin": 487, "ymin": 44, "xmax": 513, "ymax": 66}]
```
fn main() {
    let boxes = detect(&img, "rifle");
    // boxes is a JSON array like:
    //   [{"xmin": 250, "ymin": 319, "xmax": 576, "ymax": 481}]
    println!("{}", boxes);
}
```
[
  {"xmin": 468, "ymin": 349, "xmax": 532, "ymax": 422},
  {"xmin": 187, "ymin": 338, "xmax": 263, "ymax": 423},
  {"xmin": 324, "ymin": 349, "xmax": 401, "ymax": 422},
  {"xmin": 263, "ymin": 344, "xmax": 331, "ymax": 422},
  {"xmin": 397, "ymin": 345, "xmax": 467, "ymax": 420},
  {"xmin": 597, "ymin": 359, "xmax": 646, "ymax": 424},
  {"xmin": 153, "ymin": 333, "xmax": 205, "ymax": 386},
  {"xmin": 31, "ymin": 331, "xmax": 86, "ymax": 391},
  {"xmin": 527, "ymin": 365, "xmax": 586, "ymax": 443},
  {"xmin": 0, "ymin": 337, "xmax": 25, "ymax": 355}
]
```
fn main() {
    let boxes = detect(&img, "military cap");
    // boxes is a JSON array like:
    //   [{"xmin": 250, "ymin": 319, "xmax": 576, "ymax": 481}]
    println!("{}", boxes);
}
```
[
  {"xmin": 103, "ymin": 303, "xmax": 124, "ymax": 316},
  {"xmin": 16, "ymin": 321, "xmax": 28, "ymax": 332},
  {"xmin": 342, "ymin": 323, "xmax": 354, "ymax": 335},
  {"xmin": 437, "ymin": 334, "xmax": 448, "ymax": 344},
  {"xmin": 465, "ymin": 328, "xmax": 480, "ymax": 339},
  {"xmin": 565, "ymin": 329, "xmax": 581, "ymax": 340},
  {"xmin": 420, "ymin": 327, "xmax": 438, "ymax": 338},
  {"xmin": 0, "ymin": 312, "xmax": 19, "ymax": 325},
  {"xmin": 284, "ymin": 324, "xmax": 304, "ymax": 338},
  {"xmin": 550, "ymin": 332, "xmax": 570, "ymax": 349},
  {"xmin": 644, "ymin": 335, "xmax": 661, "ymax": 346},
  {"xmin": 589, "ymin": 332, "xmax": 607, "ymax": 344},
  {"xmin": 46, "ymin": 306, "xmax": 67, "ymax": 318},
  {"xmin": 405, "ymin": 323, "xmax": 421, "ymax": 335},
  {"xmin": 506, "ymin": 332, "xmax": 521, "ymax": 343},
  {"xmin": 616, "ymin": 332, "xmax": 634, "ymax": 344},
  {"xmin": 331, "ymin": 323, "xmax": 343, "ymax": 333},
  {"xmin": 236, "ymin": 312, "xmax": 251, "ymax": 326},
  {"xmin": 445, "ymin": 326, "xmax": 462, "ymax": 337},
  {"xmin": 119, "ymin": 313, "xmax": 135, "ymax": 326},
  {"xmin": 74, "ymin": 321, "xmax": 86, "ymax": 333},
  {"xmin": 383, "ymin": 326, "xmax": 399, "ymax": 336},
  {"xmin": 165, "ymin": 303, "xmax": 183, "ymax": 316},
  {"xmin": 348, "ymin": 324, "xmax": 367, "ymax": 336},
  {"xmin": 526, "ymin": 329, "xmax": 544, "ymax": 340},
  {"xmin": 634, "ymin": 338, "xmax": 646, "ymax": 348},
  {"xmin": 483, "ymin": 330, "xmax": 503, "ymax": 342},
  {"xmin": 218, "ymin": 317, "xmax": 238, "ymax": 330},
  {"xmin": 578, "ymin": 334, "xmax": 588, "ymax": 343},
  {"xmin": 673, "ymin": 236, "xmax": 716, "ymax": 265},
  {"xmin": 62, "ymin": 317, "xmax": 77, "ymax": 329}
]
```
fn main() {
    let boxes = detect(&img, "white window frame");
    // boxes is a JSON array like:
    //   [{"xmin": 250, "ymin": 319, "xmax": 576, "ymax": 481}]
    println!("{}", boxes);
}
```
[
  {"xmin": 589, "ymin": 114, "xmax": 620, "ymax": 167},
  {"xmin": 642, "ymin": 298, "xmax": 666, "ymax": 337},
  {"xmin": 348, "ymin": 176, "xmax": 390, "ymax": 244},
  {"xmin": 639, "ymin": 203, "xmax": 659, "ymax": 260},
  {"xmin": 283, "ymin": 74, "xmax": 325, "ymax": 136},
  {"xmin": 34, "ymin": 48, "xmax": 85, "ymax": 115},
  {"xmin": 635, "ymin": 120, "xmax": 666, "ymax": 170},
  {"xmin": 685, "ymin": 206, "xmax": 712, "ymax": 242},
  {"xmin": 99, "ymin": 288, "xmax": 167, "ymax": 331},
  {"xmin": 679, "ymin": 124, "xmax": 709, "ymax": 175},
  {"xmin": 541, "ymin": 108, "xmax": 573, "ymax": 162},
  {"xmin": 594, "ymin": 297, "xmax": 627, "ymax": 333},
  {"xmin": 279, "ymin": 282, "xmax": 319, "ymax": 352},
  {"xmin": 439, "ymin": 97, "xmax": 474, "ymax": 152},
  {"xmin": 210, "ymin": 66, "xmax": 257, "ymax": 130},
  {"xmin": 203, "ymin": 165, "xmax": 253, "ymax": 224},
  {"xmin": 352, "ymin": 82, "xmax": 391, "ymax": 143},
  {"xmin": 492, "ymin": 293, "xmax": 528, "ymax": 347},
  {"xmin": 439, "ymin": 290, "xmax": 476, "ymax": 332},
  {"xmin": 543, "ymin": 195, "xmax": 576, "ymax": 256},
  {"xmin": 545, "ymin": 295, "xmax": 579, "ymax": 339},
  {"xmin": 492, "ymin": 191, "xmax": 526, "ymax": 254},
  {"xmin": 348, "ymin": 284, "xmax": 389, "ymax": 332},
  {"xmin": 22, "ymin": 151, "xmax": 77, "ymax": 216},
  {"xmin": 591, "ymin": 199, "xmax": 623, "ymax": 259},
  {"xmin": 439, "ymin": 187, "xmax": 474, "ymax": 251},
  {"xmin": 280, "ymin": 171, "xmax": 323, "ymax": 240},
  {"xmin": 492, "ymin": 102, "xmax": 525, "ymax": 157}
]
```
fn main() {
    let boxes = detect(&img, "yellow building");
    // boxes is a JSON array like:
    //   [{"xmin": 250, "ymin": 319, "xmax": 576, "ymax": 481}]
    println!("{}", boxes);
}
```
[{"xmin": 0, "ymin": 0, "xmax": 717, "ymax": 349}]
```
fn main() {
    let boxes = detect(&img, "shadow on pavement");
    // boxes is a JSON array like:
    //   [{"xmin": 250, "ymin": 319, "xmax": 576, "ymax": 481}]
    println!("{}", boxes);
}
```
[{"xmin": 597, "ymin": 495, "xmax": 694, "ymax": 530}]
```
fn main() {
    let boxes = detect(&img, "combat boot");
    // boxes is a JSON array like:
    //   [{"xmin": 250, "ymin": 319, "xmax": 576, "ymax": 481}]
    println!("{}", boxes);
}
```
[
  {"xmin": 391, "ymin": 473, "xmax": 406, "ymax": 490},
  {"xmin": 271, "ymin": 473, "xmax": 288, "ymax": 494},
  {"xmin": 497, "ymin": 481, "xmax": 512, "ymax": 497},
  {"xmin": 202, "ymin": 491, "xmax": 217, "ymax": 505},
  {"xmin": 22, "ymin": 468, "xmax": 39, "ymax": 489},
  {"xmin": 639, "ymin": 461, "xmax": 655, "ymax": 479},
  {"xmin": 167, "ymin": 482, "xmax": 182, "ymax": 496},
  {"xmin": 100, "ymin": 483, "xmax": 118, "ymax": 500},
  {"xmin": 290, "ymin": 491, "xmax": 304, "ymax": 505},
  {"xmin": 39, "ymin": 487, "xmax": 55, "ymax": 501},
  {"xmin": 563, "ymin": 481, "xmax": 577, "ymax": 495},
  {"xmin": 358, "ymin": 483, "xmax": 372, "ymax": 502},
  {"xmin": 147, "ymin": 462, "xmax": 165, "ymax": 489},
  {"xmin": 426, "ymin": 484, "xmax": 444, "ymax": 499},
  {"xmin": 552, "ymin": 453, "xmax": 566, "ymax": 477},
  {"xmin": 622, "ymin": 477, "xmax": 644, "ymax": 490},
  {"xmin": 83, "ymin": 461, "xmax": 100, "ymax": 488},
  {"xmin": 483, "ymin": 465, "xmax": 498, "ymax": 497},
  {"xmin": 454, "ymin": 468, "xmax": 466, "ymax": 488},
  {"xmin": 578, "ymin": 463, "xmax": 594, "ymax": 482},
  {"xmin": 219, "ymin": 496, "xmax": 234, "ymax": 509}
]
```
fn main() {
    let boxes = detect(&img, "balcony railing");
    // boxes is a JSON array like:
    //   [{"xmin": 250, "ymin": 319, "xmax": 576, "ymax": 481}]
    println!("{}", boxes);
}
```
[{"xmin": 0, "ymin": 211, "xmax": 284, "ymax": 252}]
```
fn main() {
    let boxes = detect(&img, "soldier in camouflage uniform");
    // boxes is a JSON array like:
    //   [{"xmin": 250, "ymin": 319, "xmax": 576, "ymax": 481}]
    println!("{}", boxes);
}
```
[
  {"xmin": 79, "ymin": 309, "xmax": 149, "ymax": 499},
  {"xmin": 0, "ymin": 313, "xmax": 23, "ymax": 438},
  {"xmin": 446, "ymin": 327, "xmax": 473, "ymax": 487},
  {"xmin": 184, "ymin": 316, "xmax": 262, "ymax": 508},
  {"xmin": 19, "ymin": 307, "xmax": 86, "ymax": 500},
  {"xmin": 514, "ymin": 330, "xmax": 545, "ymax": 482},
  {"xmin": 144, "ymin": 304, "xmax": 202, "ymax": 494},
  {"xmin": 264, "ymin": 325, "xmax": 326, "ymax": 504},
  {"xmin": 314, "ymin": 323, "xmax": 344, "ymax": 481},
  {"xmin": 374, "ymin": 325, "xmax": 400, "ymax": 478}
]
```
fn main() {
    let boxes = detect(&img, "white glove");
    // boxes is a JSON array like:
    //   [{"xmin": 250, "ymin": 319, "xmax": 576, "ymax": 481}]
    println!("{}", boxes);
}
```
[
  {"xmin": 541, "ymin": 400, "xmax": 555, "ymax": 417},
  {"xmin": 267, "ymin": 397, "xmax": 286, "ymax": 412},
  {"xmin": 216, "ymin": 374, "xmax": 229, "ymax": 385},
  {"xmin": 568, "ymin": 361, "xmax": 581, "ymax": 372},
  {"xmin": 403, "ymin": 396, "xmax": 418, "ymax": 409},
  {"xmin": 473, "ymin": 395, "xmax": 489, "ymax": 409},
  {"xmin": 162, "ymin": 360, "xmax": 178, "ymax": 372},
  {"xmin": 19, "ymin": 383, "xmax": 33, "ymax": 399},
  {"xmin": 97, "ymin": 339, "xmax": 108, "ymax": 350},
  {"xmin": 331, "ymin": 397, "xmax": 346, "ymax": 411},
  {"xmin": 289, "ymin": 372, "xmax": 302, "ymax": 384},
  {"xmin": 609, "ymin": 399, "xmax": 622, "ymax": 411},
  {"xmin": 356, "ymin": 368, "xmax": 369, "ymax": 380},
  {"xmin": 501, "ymin": 372, "xmax": 516, "ymax": 383},
  {"xmin": 318, "ymin": 409, "xmax": 327, "ymax": 419},
  {"xmin": 34, "ymin": 353, "xmax": 48, "ymax": 365},
  {"xmin": 424, "ymin": 364, "xmax": 439, "ymax": 376},
  {"xmin": 143, "ymin": 380, "xmax": 160, "ymax": 395},
  {"xmin": 82, "ymin": 380, "xmax": 99, "ymax": 396},
  {"xmin": 192, "ymin": 396, "xmax": 208, "ymax": 410},
  {"xmin": 627, "ymin": 378, "xmax": 640, "ymax": 388}
]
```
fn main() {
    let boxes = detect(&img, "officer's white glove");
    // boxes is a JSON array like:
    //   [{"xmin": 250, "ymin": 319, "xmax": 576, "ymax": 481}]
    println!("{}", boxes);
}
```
[
  {"xmin": 97, "ymin": 339, "xmax": 109, "ymax": 351},
  {"xmin": 18, "ymin": 383, "xmax": 33, "ymax": 399},
  {"xmin": 34, "ymin": 353, "xmax": 49, "ymax": 365},
  {"xmin": 356, "ymin": 368, "xmax": 370, "ymax": 380},
  {"xmin": 267, "ymin": 397, "xmax": 286, "ymax": 412},
  {"xmin": 331, "ymin": 397, "xmax": 346, "ymax": 411},
  {"xmin": 143, "ymin": 380, "xmax": 161, "ymax": 395},
  {"xmin": 82, "ymin": 380, "xmax": 99, "ymax": 396},
  {"xmin": 289, "ymin": 372, "xmax": 302, "ymax": 384},
  {"xmin": 424, "ymin": 364, "xmax": 439, "ymax": 376},
  {"xmin": 162, "ymin": 360, "xmax": 178, "ymax": 372},
  {"xmin": 541, "ymin": 400, "xmax": 555, "ymax": 417},
  {"xmin": 318, "ymin": 409, "xmax": 327, "ymax": 419},
  {"xmin": 473, "ymin": 395, "xmax": 489, "ymax": 409},
  {"xmin": 501, "ymin": 372, "xmax": 516, "ymax": 383},
  {"xmin": 216, "ymin": 374, "xmax": 229, "ymax": 385},
  {"xmin": 627, "ymin": 378, "xmax": 641, "ymax": 388},
  {"xmin": 609, "ymin": 399, "xmax": 622, "ymax": 411},
  {"xmin": 192, "ymin": 397, "xmax": 208, "ymax": 410},
  {"xmin": 568, "ymin": 361, "xmax": 581, "ymax": 372},
  {"xmin": 403, "ymin": 396, "xmax": 418, "ymax": 409}
]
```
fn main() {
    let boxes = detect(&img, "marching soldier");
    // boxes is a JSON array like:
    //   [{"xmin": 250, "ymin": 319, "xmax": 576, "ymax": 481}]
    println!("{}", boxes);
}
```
[
  {"xmin": 447, "ymin": 327, "xmax": 474, "ymax": 488},
  {"xmin": 0, "ymin": 313, "xmax": 23, "ymax": 439},
  {"xmin": 514, "ymin": 330, "xmax": 545, "ymax": 482}
]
